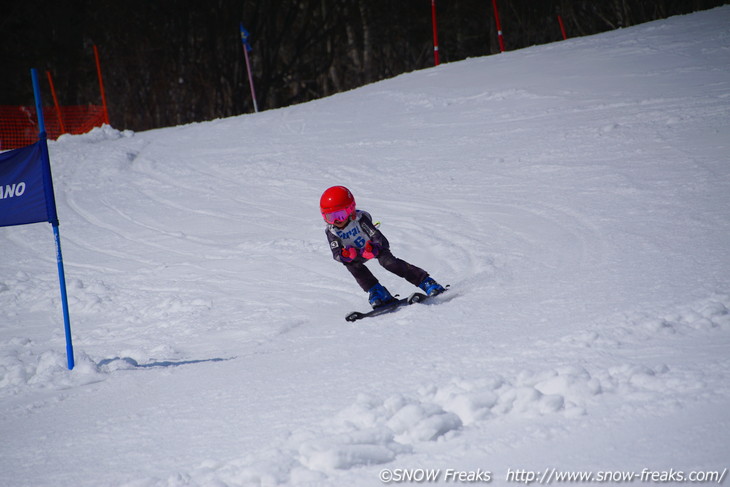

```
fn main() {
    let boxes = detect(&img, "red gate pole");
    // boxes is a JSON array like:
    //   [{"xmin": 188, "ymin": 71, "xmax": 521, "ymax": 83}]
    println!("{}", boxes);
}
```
[
  {"xmin": 491, "ymin": 0, "xmax": 505, "ymax": 52},
  {"xmin": 431, "ymin": 0, "xmax": 440, "ymax": 66},
  {"xmin": 93, "ymin": 45, "xmax": 110, "ymax": 125},
  {"xmin": 46, "ymin": 71, "xmax": 66, "ymax": 134},
  {"xmin": 558, "ymin": 15, "xmax": 568, "ymax": 40}
]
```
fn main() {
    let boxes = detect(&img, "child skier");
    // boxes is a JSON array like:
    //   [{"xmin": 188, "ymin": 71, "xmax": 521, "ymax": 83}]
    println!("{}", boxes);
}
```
[{"xmin": 320, "ymin": 185, "xmax": 445, "ymax": 308}]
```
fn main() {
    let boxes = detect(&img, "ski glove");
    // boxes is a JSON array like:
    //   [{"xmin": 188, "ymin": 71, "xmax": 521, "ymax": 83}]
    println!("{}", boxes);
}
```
[
  {"xmin": 361, "ymin": 241, "xmax": 381, "ymax": 260},
  {"xmin": 341, "ymin": 246, "xmax": 358, "ymax": 262}
]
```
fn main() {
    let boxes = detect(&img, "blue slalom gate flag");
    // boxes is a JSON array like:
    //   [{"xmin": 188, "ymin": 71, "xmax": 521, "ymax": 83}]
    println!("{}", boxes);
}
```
[
  {"xmin": 1, "ymin": 68, "xmax": 75, "ymax": 370},
  {"xmin": 0, "ymin": 141, "xmax": 58, "ymax": 228},
  {"xmin": 240, "ymin": 23, "xmax": 253, "ymax": 52}
]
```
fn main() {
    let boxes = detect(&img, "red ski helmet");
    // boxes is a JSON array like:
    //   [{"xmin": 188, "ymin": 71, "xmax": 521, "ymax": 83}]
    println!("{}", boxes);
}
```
[{"xmin": 320, "ymin": 186, "xmax": 356, "ymax": 224}]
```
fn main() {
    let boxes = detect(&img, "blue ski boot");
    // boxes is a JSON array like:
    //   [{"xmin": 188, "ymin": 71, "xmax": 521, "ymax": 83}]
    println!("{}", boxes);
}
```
[
  {"xmin": 418, "ymin": 276, "xmax": 445, "ymax": 296},
  {"xmin": 368, "ymin": 283, "xmax": 395, "ymax": 309}
]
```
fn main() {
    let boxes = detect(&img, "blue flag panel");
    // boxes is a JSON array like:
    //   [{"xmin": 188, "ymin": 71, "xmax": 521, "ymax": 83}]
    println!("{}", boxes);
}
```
[
  {"xmin": 0, "ymin": 142, "xmax": 52, "ymax": 227},
  {"xmin": 240, "ymin": 23, "xmax": 253, "ymax": 52}
]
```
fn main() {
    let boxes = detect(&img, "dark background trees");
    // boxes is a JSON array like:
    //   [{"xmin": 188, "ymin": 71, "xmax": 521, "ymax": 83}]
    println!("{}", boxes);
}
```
[{"xmin": 1, "ymin": 0, "xmax": 726, "ymax": 131}]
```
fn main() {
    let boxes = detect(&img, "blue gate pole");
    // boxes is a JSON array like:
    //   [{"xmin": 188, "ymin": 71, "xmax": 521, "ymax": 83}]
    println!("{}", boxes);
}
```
[
  {"xmin": 52, "ymin": 224, "xmax": 74, "ymax": 370},
  {"xmin": 31, "ymin": 68, "xmax": 75, "ymax": 370}
]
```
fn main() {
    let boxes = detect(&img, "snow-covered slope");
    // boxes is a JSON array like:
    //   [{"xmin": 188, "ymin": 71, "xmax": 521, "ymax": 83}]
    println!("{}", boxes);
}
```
[{"xmin": 2, "ymin": 7, "xmax": 729, "ymax": 487}]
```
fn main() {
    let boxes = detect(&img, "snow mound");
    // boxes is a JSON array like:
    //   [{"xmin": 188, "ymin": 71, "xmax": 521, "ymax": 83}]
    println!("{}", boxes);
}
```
[
  {"xmin": 0, "ymin": 345, "xmax": 102, "ymax": 395},
  {"xmin": 54, "ymin": 124, "xmax": 134, "ymax": 144}
]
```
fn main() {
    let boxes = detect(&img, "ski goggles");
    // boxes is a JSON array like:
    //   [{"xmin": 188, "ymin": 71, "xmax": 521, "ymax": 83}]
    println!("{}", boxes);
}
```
[{"xmin": 322, "ymin": 204, "xmax": 355, "ymax": 224}]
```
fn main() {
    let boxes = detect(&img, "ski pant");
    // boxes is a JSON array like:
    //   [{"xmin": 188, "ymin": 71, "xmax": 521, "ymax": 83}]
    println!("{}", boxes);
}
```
[{"xmin": 343, "ymin": 249, "xmax": 429, "ymax": 292}]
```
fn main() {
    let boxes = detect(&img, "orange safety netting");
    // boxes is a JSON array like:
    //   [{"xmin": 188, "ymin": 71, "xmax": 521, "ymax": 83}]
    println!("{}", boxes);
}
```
[{"xmin": 0, "ymin": 105, "xmax": 107, "ymax": 150}]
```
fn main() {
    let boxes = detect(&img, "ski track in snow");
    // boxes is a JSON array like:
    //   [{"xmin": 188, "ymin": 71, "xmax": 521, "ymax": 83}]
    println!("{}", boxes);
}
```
[{"xmin": 2, "ymin": 7, "xmax": 730, "ymax": 487}]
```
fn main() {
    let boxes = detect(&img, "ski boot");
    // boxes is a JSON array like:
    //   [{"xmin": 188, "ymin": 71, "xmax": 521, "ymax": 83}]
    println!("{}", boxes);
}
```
[
  {"xmin": 368, "ymin": 283, "xmax": 396, "ymax": 309},
  {"xmin": 418, "ymin": 276, "xmax": 446, "ymax": 296}
]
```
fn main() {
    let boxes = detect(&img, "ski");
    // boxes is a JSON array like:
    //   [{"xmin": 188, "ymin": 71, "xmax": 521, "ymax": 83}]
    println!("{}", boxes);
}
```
[{"xmin": 344, "ymin": 285, "xmax": 449, "ymax": 322}]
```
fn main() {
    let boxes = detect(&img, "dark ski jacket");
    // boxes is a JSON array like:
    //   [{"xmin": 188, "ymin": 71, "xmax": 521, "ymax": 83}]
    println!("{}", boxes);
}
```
[{"xmin": 325, "ymin": 210, "xmax": 389, "ymax": 263}]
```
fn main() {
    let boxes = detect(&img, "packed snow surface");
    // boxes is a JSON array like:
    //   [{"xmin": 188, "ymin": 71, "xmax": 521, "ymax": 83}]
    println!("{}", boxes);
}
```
[{"xmin": 2, "ymin": 7, "xmax": 730, "ymax": 487}]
